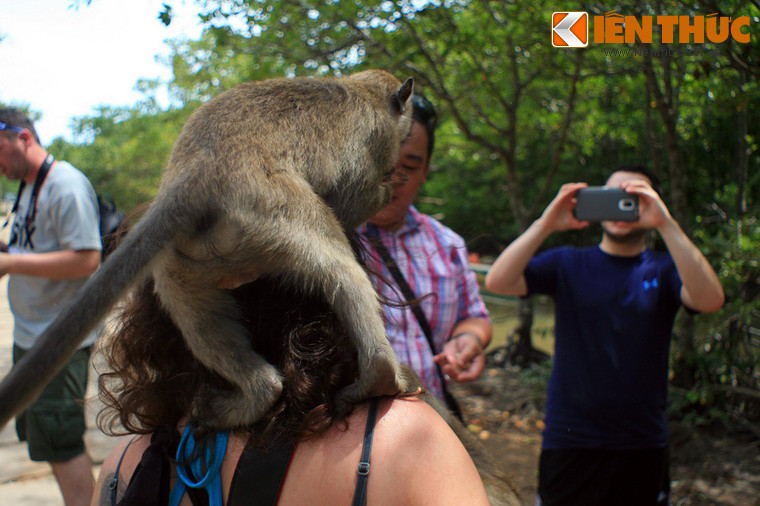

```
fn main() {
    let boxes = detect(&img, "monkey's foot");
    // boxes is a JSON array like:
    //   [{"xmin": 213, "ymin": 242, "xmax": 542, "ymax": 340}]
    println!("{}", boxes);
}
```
[
  {"xmin": 191, "ymin": 368, "xmax": 283, "ymax": 430},
  {"xmin": 336, "ymin": 347, "xmax": 411, "ymax": 412}
]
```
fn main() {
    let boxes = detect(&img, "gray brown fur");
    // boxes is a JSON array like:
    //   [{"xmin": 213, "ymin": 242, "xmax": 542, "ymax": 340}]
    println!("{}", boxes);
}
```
[{"xmin": 0, "ymin": 70, "xmax": 414, "ymax": 430}]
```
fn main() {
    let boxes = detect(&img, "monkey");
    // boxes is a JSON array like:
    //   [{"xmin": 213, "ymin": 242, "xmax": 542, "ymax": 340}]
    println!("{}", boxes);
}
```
[{"xmin": 0, "ymin": 69, "xmax": 415, "ymax": 431}]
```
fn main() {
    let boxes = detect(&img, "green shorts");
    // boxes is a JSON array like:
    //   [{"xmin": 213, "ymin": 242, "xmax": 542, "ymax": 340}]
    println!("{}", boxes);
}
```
[{"xmin": 13, "ymin": 344, "xmax": 91, "ymax": 462}]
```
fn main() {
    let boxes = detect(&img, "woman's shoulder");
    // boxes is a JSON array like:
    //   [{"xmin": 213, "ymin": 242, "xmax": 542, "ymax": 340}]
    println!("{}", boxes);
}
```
[
  {"xmin": 375, "ymin": 395, "xmax": 447, "ymax": 431},
  {"xmin": 371, "ymin": 395, "xmax": 468, "ymax": 461},
  {"xmin": 355, "ymin": 396, "xmax": 489, "ymax": 505},
  {"xmin": 92, "ymin": 434, "xmax": 151, "ymax": 506},
  {"xmin": 100, "ymin": 434, "xmax": 150, "ymax": 476},
  {"xmin": 326, "ymin": 395, "xmax": 452, "ymax": 447},
  {"xmin": 283, "ymin": 395, "xmax": 488, "ymax": 505},
  {"xmin": 301, "ymin": 396, "xmax": 438, "ymax": 455}
]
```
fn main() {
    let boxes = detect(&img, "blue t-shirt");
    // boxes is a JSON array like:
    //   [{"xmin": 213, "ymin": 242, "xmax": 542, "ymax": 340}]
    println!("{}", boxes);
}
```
[{"xmin": 525, "ymin": 246, "xmax": 683, "ymax": 449}]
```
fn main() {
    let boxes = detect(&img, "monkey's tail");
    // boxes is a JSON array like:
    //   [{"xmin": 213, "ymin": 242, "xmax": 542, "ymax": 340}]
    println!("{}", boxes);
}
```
[{"xmin": 0, "ymin": 186, "xmax": 189, "ymax": 429}]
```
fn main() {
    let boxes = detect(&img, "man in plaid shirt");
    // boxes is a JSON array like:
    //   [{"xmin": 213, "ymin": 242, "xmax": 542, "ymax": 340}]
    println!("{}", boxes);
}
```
[{"xmin": 357, "ymin": 95, "xmax": 492, "ymax": 402}]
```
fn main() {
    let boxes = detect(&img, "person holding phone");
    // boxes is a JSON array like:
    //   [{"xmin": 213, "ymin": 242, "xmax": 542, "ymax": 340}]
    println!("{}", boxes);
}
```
[{"xmin": 485, "ymin": 166, "xmax": 724, "ymax": 506}]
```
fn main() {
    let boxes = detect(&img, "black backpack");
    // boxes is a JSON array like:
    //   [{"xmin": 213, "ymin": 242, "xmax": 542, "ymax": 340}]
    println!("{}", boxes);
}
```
[{"xmin": 97, "ymin": 194, "xmax": 125, "ymax": 258}]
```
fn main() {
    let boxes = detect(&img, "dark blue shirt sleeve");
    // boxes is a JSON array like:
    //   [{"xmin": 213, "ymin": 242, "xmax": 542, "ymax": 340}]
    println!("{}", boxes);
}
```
[{"xmin": 524, "ymin": 247, "xmax": 569, "ymax": 298}]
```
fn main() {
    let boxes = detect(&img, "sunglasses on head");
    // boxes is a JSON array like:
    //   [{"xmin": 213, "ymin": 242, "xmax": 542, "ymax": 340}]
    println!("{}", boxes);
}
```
[
  {"xmin": 0, "ymin": 121, "xmax": 24, "ymax": 134},
  {"xmin": 411, "ymin": 95, "xmax": 437, "ymax": 122}
]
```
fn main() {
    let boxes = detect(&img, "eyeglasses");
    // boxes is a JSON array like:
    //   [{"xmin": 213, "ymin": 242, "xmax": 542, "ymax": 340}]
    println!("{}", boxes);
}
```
[{"xmin": 0, "ymin": 121, "xmax": 24, "ymax": 134}]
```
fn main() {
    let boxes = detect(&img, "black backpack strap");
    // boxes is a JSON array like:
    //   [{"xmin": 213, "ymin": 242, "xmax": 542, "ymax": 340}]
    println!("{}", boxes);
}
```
[
  {"xmin": 352, "ymin": 397, "xmax": 380, "ymax": 506},
  {"xmin": 2, "ymin": 181, "xmax": 24, "ymax": 231},
  {"xmin": 369, "ymin": 236, "xmax": 465, "ymax": 422},
  {"xmin": 228, "ymin": 438, "xmax": 296, "ymax": 506},
  {"xmin": 117, "ymin": 427, "xmax": 181, "ymax": 506},
  {"xmin": 3, "ymin": 154, "xmax": 53, "ymax": 231},
  {"xmin": 24, "ymin": 154, "xmax": 54, "ymax": 226}
]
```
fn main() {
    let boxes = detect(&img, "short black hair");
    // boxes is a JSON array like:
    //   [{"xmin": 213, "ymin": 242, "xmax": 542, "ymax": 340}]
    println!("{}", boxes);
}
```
[
  {"xmin": 411, "ymin": 95, "xmax": 437, "ymax": 158},
  {"xmin": 610, "ymin": 165, "xmax": 662, "ymax": 196},
  {"xmin": 0, "ymin": 107, "xmax": 41, "ymax": 144}
]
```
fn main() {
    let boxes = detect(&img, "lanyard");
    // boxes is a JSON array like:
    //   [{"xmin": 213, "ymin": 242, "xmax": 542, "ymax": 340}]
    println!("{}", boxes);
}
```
[{"xmin": 3, "ymin": 154, "xmax": 54, "ymax": 231}]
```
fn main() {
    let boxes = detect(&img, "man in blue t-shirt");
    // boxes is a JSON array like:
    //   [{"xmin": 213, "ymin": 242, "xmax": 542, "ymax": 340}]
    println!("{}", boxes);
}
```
[{"xmin": 485, "ymin": 167, "xmax": 724, "ymax": 506}]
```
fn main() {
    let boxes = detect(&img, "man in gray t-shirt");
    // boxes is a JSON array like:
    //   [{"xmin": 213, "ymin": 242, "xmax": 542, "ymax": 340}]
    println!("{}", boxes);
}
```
[{"xmin": 0, "ymin": 108, "xmax": 101, "ymax": 506}]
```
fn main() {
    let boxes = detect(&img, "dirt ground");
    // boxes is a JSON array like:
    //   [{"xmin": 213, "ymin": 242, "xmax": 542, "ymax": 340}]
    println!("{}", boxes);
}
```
[{"xmin": 449, "ymin": 357, "xmax": 760, "ymax": 506}]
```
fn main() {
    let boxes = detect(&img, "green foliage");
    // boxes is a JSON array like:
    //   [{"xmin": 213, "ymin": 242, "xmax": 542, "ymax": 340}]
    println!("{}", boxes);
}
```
[
  {"xmin": 50, "ymin": 103, "xmax": 193, "ymax": 212},
  {"xmin": 669, "ymin": 188, "xmax": 760, "ymax": 428}
]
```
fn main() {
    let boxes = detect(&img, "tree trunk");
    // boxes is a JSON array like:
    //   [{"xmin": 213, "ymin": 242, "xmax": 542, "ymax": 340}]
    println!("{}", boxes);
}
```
[
  {"xmin": 509, "ymin": 297, "xmax": 550, "ymax": 366},
  {"xmin": 735, "ymin": 70, "xmax": 749, "ymax": 219},
  {"xmin": 511, "ymin": 298, "xmax": 533, "ymax": 366}
]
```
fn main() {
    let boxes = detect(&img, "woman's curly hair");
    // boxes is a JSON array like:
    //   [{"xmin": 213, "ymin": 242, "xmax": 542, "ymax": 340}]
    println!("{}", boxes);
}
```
[{"xmin": 95, "ymin": 271, "xmax": 361, "ymax": 446}]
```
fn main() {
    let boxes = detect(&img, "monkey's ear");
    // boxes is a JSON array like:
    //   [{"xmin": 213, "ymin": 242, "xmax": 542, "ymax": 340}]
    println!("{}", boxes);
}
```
[{"xmin": 391, "ymin": 77, "xmax": 414, "ymax": 115}]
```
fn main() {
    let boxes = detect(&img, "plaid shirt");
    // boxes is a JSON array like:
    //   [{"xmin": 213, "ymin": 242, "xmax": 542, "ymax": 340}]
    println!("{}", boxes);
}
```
[{"xmin": 357, "ymin": 207, "xmax": 490, "ymax": 399}]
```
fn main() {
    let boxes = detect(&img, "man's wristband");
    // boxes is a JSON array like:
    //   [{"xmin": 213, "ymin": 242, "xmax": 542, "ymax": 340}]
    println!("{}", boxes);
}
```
[{"xmin": 452, "ymin": 332, "xmax": 484, "ymax": 351}]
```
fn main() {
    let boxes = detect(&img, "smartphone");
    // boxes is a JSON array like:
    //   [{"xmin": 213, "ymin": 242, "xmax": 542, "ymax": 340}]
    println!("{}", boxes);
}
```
[{"xmin": 574, "ymin": 187, "xmax": 639, "ymax": 222}]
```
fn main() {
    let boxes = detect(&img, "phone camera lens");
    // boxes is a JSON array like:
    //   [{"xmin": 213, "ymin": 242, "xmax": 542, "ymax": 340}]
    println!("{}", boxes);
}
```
[{"xmin": 619, "ymin": 199, "xmax": 634, "ymax": 210}]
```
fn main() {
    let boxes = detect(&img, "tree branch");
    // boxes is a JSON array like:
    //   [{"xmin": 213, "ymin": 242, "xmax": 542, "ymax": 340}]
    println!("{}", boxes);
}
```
[
  {"xmin": 397, "ymin": 12, "xmax": 506, "ymax": 155},
  {"xmin": 530, "ymin": 49, "xmax": 586, "ymax": 218}
]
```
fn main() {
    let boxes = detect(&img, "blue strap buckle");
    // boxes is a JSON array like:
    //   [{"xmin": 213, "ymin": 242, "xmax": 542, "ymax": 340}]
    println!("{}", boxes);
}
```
[{"xmin": 357, "ymin": 461, "xmax": 371, "ymax": 476}]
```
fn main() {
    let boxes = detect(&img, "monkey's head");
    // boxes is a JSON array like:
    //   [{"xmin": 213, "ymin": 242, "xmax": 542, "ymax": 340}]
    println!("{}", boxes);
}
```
[
  {"xmin": 348, "ymin": 68, "xmax": 414, "ymax": 150},
  {"xmin": 327, "ymin": 70, "xmax": 414, "ymax": 227},
  {"xmin": 383, "ymin": 74, "xmax": 415, "ymax": 199}
]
